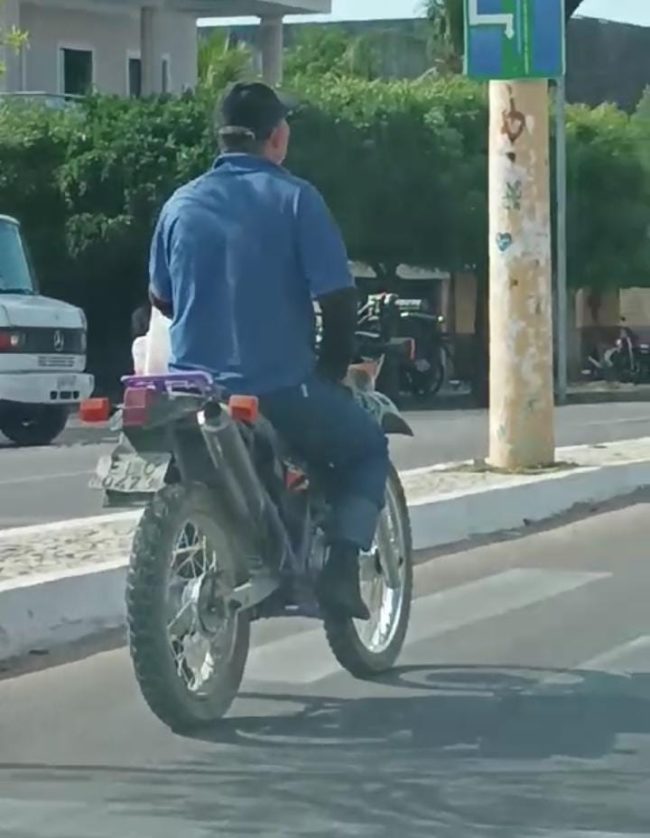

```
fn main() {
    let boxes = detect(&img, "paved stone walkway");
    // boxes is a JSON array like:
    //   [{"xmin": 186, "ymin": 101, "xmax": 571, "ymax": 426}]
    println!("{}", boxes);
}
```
[{"xmin": 2, "ymin": 437, "xmax": 650, "ymax": 583}]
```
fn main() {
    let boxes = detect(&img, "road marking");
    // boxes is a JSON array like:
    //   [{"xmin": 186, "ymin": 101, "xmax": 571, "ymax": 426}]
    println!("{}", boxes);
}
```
[
  {"xmin": 578, "ymin": 635, "xmax": 650, "ymax": 674},
  {"xmin": 406, "ymin": 568, "xmax": 609, "ymax": 646},
  {"xmin": 539, "ymin": 635, "xmax": 650, "ymax": 691},
  {"xmin": 0, "ymin": 798, "xmax": 206, "ymax": 838},
  {"xmin": 244, "ymin": 569, "xmax": 609, "ymax": 685},
  {"xmin": 524, "ymin": 833, "xmax": 650, "ymax": 838},
  {"xmin": 581, "ymin": 417, "xmax": 650, "ymax": 427},
  {"xmin": 0, "ymin": 470, "xmax": 91, "ymax": 487}
]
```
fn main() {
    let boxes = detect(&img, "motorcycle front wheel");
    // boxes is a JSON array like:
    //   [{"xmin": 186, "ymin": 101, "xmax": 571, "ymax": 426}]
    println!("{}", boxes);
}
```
[
  {"xmin": 126, "ymin": 483, "xmax": 250, "ymax": 733},
  {"xmin": 323, "ymin": 465, "xmax": 413, "ymax": 678}
]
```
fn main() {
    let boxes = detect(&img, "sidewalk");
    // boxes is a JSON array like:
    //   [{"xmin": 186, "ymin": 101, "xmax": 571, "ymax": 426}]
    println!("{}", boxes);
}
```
[
  {"xmin": 566, "ymin": 381, "xmax": 650, "ymax": 404},
  {"xmin": 2, "ymin": 436, "xmax": 650, "ymax": 660}
]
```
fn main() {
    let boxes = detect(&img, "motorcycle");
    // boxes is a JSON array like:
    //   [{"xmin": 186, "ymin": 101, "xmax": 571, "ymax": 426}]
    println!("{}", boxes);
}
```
[
  {"xmin": 392, "ymin": 298, "xmax": 451, "ymax": 399},
  {"xmin": 315, "ymin": 297, "xmax": 413, "ymax": 405},
  {"xmin": 584, "ymin": 326, "xmax": 650, "ymax": 384},
  {"xmin": 85, "ymin": 344, "xmax": 414, "ymax": 734},
  {"xmin": 358, "ymin": 293, "xmax": 451, "ymax": 401}
]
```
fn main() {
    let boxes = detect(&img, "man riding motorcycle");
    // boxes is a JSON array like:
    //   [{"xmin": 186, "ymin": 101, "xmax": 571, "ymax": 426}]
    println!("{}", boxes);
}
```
[{"xmin": 148, "ymin": 81, "xmax": 389, "ymax": 621}]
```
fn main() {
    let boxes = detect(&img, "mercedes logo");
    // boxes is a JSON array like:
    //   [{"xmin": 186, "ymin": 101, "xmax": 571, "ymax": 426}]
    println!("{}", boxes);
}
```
[{"xmin": 53, "ymin": 330, "xmax": 64, "ymax": 352}]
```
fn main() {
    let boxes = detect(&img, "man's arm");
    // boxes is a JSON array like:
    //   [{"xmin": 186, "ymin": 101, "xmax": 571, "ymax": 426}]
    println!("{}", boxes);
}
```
[
  {"xmin": 149, "ymin": 210, "xmax": 174, "ymax": 319},
  {"xmin": 295, "ymin": 183, "xmax": 356, "ymax": 381},
  {"xmin": 318, "ymin": 287, "xmax": 358, "ymax": 382}
]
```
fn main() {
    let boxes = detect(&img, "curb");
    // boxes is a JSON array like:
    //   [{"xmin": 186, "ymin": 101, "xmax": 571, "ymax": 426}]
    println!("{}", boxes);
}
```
[
  {"xmin": 566, "ymin": 388, "xmax": 650, "ymax": 405},
  {"xmin": 409, "ymin": 458, "xmax": 650, "ymax": 550},
  {"xmin": 3, "ymin": 457, "xmax": 650, "ymax": 663},
  {"xmin": 0, "ymin": 561, "xmax": 127, "ymax": 662}
]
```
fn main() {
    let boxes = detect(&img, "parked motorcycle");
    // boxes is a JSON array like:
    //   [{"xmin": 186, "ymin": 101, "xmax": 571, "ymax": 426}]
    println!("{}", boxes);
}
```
[
  {"xmin": 358, "ymin": 293, "xmax": 451, "ymax": 401},
  {"xmin": 392, "ymin": 298, "xmax": 451, "ymax": 399},
  {"xmin": 316, "ymin": 297, "xmax": 413, "ymax": 405},
  {"xmin": 584, "ymin": 325, "xmax": 650, "ymax": 384},
  {"xmin": 85, "ymin": 348, "xmax": 414, "ymax": 734}
]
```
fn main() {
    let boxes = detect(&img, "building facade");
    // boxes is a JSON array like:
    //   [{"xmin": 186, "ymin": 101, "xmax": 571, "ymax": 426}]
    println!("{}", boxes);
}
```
[{"xmin": 0, "ymin": 0, "xmax": 327, "ymax": 98}]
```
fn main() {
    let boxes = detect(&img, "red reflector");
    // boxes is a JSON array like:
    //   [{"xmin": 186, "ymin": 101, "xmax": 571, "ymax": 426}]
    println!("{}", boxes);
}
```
[
  {"xmin": 123, "ymin": 387, "xmax": 158, "ymax": 427},
  {"xmin": 79, "ymin": 397, "xmax": 111, "ymax": 423},
  {"xmin": 228, "ymin": 395, "xmax": 259, "ymax": 423}
]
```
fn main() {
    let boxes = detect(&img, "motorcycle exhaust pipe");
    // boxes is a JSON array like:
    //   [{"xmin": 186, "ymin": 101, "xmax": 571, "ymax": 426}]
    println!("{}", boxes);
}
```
[{"xmin": 198, "ymin": 404, "xmax": 293, "ymax": 573}]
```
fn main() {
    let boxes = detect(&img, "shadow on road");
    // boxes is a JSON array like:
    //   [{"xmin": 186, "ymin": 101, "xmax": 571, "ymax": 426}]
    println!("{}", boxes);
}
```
[
  {"xmin": 184, "ymin": 664, "xmax": 650, "ymax": 835},
  {"xmin": 3, "ymin": 665, "xmax": 650, "ymax": 836}
]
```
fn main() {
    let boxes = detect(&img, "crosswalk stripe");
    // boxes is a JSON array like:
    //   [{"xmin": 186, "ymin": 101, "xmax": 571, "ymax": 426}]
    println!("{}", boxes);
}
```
[
  {"xmin": 0, "ymin": 799, "xmax": 207, "ymax": 838},
  {"xmin": 405, "ymin": 568, "xmax": 609, "ymax": 647},
  {"xmin": 578, "ymin": 635, "xmax": 650, "ymax": 674},
  {"xmin": 244, "ymin": 568, "xmax": 609, "ymax": 685},
  {"xmin": 524, "ymin": 833, "xmax": 650, "ymax": 838},
  {"xmin": 538, "ymin": 635, "xmax": 650, "ymax": 692}
]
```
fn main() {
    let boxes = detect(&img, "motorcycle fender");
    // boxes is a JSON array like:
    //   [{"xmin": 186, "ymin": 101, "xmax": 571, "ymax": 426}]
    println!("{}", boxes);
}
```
[
  {"xmin": 353, "ymin": 387, "xmax": 414, "ymax": 436},
  {"xmin": 381, "ymin": 412, "xmax": 414, "ymax": 437}
]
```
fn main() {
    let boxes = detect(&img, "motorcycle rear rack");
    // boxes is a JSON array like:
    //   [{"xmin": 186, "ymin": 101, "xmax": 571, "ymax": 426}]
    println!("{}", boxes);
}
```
[{"xmin": 122, "ymin": 372, "xmax": 222, "ymax": 398}]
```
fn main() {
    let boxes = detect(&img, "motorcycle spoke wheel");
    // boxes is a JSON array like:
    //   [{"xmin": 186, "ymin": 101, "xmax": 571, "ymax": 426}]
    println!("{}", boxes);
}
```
[{"xmin": 322, "ymin": 467, "xmax": 413, "ymax": 678}]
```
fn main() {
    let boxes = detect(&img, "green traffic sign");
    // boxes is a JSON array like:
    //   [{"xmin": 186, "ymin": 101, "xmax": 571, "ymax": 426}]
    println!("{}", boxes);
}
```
[{"xmin": 465, "ymin": 0, "xmax": 566, "ymax": 80}]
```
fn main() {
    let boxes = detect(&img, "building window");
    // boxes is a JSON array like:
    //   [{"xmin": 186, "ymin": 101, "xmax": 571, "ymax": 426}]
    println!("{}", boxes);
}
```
[
  {"xmin": 161, "ymin": 56, "xmax": 170, "ymax": 94},
  {"xmin": 60, "ymin": 47, "xmax": 93, "ymax": 96},
  {"xmin": 128, "ymin": 56, "xmax": 142, "ymax": 97}
]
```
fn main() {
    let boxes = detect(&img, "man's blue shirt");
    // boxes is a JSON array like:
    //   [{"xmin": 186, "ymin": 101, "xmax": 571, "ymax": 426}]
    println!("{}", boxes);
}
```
[{"xmin": 149, "ymin": 154, "xmax": 353, "ymax": 395}]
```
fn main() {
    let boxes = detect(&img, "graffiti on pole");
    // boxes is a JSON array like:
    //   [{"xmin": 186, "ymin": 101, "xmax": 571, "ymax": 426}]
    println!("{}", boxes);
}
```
[
  {"xmin": 501, "ymin": 87, "xmax": 527, "ymax": 145},
  {"xmin": 503, "ymin": 179, "xmax": 523, "ymax": 211}
]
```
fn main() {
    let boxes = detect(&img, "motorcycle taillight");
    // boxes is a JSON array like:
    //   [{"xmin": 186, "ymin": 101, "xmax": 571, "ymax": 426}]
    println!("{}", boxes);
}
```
[{"xmin": 122, "ymin": 386, "xmax": 159, "ymax": 427}]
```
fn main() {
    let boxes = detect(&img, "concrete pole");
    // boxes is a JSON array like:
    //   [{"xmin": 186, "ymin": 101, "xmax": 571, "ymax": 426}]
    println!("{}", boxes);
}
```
[
  {"xmin": 259, "ymin": 15, "xmax": 283, "ymax": 86},
  {"xmin": 488, "ymin": 80, "xmax": 555, "ymax": 470},
  {"xmin": 140, "ymin": 7, "xmax": 161, "ymax": 96},
  {"xmin": 554, "ymin": 76, "xmax": 568, "ymax": 404}
]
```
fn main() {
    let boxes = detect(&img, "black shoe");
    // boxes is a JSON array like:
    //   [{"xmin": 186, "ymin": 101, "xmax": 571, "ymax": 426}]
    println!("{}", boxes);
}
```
[{"xmin": 317, "ymin": 543, "xmax": 370, "ymax": 621}]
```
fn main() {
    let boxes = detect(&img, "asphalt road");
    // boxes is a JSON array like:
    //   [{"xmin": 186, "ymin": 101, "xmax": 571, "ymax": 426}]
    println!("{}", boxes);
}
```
[
  {"xmin": 3, "ymin": 501, "xmax": 650, "ymax": 836},
  {"xmin": 0, "ymin": 401, "xmax": 649, "ymax": 529}
]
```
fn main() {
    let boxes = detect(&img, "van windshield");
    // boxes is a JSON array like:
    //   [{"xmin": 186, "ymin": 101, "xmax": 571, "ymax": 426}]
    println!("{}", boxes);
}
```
[{"xmin": 0, "ymin": 220, "xmax": 36, "ymax": 294}]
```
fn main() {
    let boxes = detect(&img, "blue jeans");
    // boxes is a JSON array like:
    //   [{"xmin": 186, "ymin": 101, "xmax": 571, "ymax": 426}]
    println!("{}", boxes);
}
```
[{"xmin": 259, "ymin": 376, "xmax": 389, "ymax": 551}]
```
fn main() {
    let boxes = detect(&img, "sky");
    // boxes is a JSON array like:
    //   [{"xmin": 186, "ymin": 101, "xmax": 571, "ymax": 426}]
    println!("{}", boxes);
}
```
[{"xmin": 200, "ymin": 0, "xmax": 650, "ymax": 28}]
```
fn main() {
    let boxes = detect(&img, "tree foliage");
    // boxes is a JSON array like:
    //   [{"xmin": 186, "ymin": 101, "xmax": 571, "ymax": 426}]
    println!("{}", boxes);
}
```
[
  {"xmin": 197, "ymin": 29, "xmax": 253, "ymax": 95},
  {"xmin": 284, "ymin": 26, "xmax": 390, "ymax": 82},
  {"xmin": 289, "ymin": 75, "xmax": 487, "ymax": 280},
  {"xmin": 424, "ymin": 0, "xmax": 465, "ymax": 73},
  {"xmin": 566, "ymin": 103, "xmax": 650, "ymax": 289},
  {"xmin": 0, "ymin": 0, "xmax": 28, "ymax": 78}
]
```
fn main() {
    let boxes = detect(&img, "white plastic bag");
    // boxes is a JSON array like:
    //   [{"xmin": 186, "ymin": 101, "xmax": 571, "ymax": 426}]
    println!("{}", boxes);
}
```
[
  {"xmin": 132, "ymin": 335, "xmax": 148, "ymax": 374},
  {"xmin": 131, "ymin": 306, "xmax": 172, "ymax": 375}
]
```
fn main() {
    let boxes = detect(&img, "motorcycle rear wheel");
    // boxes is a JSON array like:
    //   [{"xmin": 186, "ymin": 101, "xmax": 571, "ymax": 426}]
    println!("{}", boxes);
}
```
[
  {"xmin": 126, "ymin": 483, "xmax": 250, "ymax": 734},
  {"xmin": 323, "ymin": 466, "xmax": 413, "ymax": 678}
]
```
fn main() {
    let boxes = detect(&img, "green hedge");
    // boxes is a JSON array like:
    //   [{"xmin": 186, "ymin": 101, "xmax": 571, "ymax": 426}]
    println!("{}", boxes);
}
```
[{"xmin": 0, "ymin": 79, "xmax": 648, "ymax": 392}]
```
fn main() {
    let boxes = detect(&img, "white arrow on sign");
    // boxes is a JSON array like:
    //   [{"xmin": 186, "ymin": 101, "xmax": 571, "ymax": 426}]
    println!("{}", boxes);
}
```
[{"xmin": 468, "ymin": 0, "xmax": 516, "ymax": 39}]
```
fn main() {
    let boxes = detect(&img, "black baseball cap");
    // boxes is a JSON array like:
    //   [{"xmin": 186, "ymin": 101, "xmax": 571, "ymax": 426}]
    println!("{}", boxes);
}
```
[{"xmin": 217, "ymin": 81, "xmax": 294, "ymax": 142}]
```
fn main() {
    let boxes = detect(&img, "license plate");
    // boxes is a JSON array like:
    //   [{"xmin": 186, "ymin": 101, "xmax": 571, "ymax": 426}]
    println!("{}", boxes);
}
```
[
  {"xmin": 57, "ymin": 375, "xmax": 77, "ymax": 390},
  {"xmin": 90, "ymin": 452, "xmax": 171, "ymax": 493}
]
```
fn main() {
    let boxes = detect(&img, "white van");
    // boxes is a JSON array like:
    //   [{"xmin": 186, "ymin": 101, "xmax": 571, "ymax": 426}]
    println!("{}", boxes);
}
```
[{"xmin": 0, "ymin": 215, "xmax": 93, "ymax": 445}]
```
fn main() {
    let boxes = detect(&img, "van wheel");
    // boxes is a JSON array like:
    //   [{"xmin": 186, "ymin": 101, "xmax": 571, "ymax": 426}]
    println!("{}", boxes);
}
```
[{"xmin": 0, "ymin": 404, "xmax": 69, "ymax": 446}]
